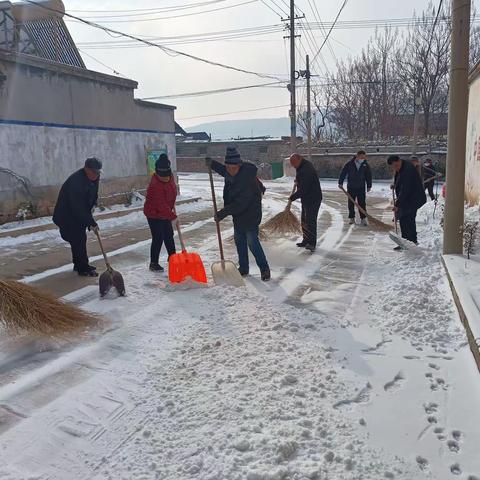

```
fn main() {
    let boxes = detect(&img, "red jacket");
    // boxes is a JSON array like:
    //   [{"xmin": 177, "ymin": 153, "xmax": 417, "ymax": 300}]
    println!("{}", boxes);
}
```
[{"xmin": 143, "ymin": 175, "xmax": 177, "ymax": 220}]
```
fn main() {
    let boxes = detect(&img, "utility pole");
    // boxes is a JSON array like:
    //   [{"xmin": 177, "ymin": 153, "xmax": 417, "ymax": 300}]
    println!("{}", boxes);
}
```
[
  {"xmin": 443, "ymin": 0, "xmax": 471, "ymax": 255},
  {"xmin": 289, "ymin": 0, "xmax": 296, "ymax": 154},
  {"xmin": 306, "ymin": 54, "xmax": 312, "ymax": 162}
]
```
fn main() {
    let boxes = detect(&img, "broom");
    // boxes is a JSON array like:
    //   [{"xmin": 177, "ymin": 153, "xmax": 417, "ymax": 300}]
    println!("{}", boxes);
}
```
[
  {"xmin": 261, "ymin": 183, "xmax": 302, "ymax": 236},
  {"xmin": 339, "ymin": 186, "xmax": 393, "ymax": 231},
  {"xmin": 0, "ymin": 280, "xmax": 100, "ymax": 336}
]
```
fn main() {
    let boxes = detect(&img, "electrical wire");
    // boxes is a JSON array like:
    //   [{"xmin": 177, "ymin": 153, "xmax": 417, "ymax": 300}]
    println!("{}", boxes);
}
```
[
  {"xmin": 78, "ymin": 0, "xmax": 259, "ymax": 23},
  {"xmin": 140, "ymin": 81, "xmax": 286, "ymax": 100},
  {"xmin": 23, "ymin": 0, "xmax": 284, "ymax": 82},
  {"xmin": 68, "ymin": 1, "xmax": 227, "ymax": 14},
  {"xmin": 78, "ymin": 48, "xmax": 128, "ymax": 77},
  {"xmin": 311, "ymin": 0, "xmax": 349, "ymax": 65},
  {"xmin": 178, "ymin": 104, "xmax": 290, "ymax": 121}
]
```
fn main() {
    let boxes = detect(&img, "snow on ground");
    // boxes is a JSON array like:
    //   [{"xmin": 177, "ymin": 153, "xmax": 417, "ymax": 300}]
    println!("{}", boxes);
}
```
[{"xmin": 1, "ymin": 181, "xmax": 480, "ymax": 480}]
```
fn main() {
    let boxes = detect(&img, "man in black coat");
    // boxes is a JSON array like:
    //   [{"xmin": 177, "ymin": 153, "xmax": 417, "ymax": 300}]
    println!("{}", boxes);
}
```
[
  {"xmin": 338, "ymin": 150, "xmax": 372, "ymax": 226},
  {"xmin": 388, "ymin": 155, "xmax": 427, "ymax": 247},
  {"xmin": 206, "ymin": 147, "xmax": 270, "ymax": 281},
  {"xmin": 53, "ymin": 157, "xmax": 102, "ymax": 277},
  {"xmin": 289, "ymin": 154, "xmax": 323, "ymax": 252}
]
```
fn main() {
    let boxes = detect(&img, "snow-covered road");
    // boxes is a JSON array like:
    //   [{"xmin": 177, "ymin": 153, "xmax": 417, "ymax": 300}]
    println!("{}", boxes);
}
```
[{"xmin": 0, "ymin": 175, "xmax": 479, "ymax": 480}]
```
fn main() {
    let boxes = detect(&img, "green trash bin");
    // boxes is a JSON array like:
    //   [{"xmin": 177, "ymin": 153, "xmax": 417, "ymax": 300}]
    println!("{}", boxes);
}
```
[{"xmin": 271, "ymin": 162, "xmax": 284, "ymax": 180}]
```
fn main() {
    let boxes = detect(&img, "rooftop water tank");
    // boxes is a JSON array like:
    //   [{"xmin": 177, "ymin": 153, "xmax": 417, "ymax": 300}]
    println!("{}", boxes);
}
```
[{"xmin": 11, "ymin": 0, "xmax": 65, "ymax": 21}]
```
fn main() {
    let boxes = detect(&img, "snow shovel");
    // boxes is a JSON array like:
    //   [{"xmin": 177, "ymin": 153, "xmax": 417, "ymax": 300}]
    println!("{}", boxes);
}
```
[
  {"xmin": 339, "ymin": 186, "xmax": 393, "ymax": 231},
  {"xmin": 169, "ymin": 217, "xmax": 207, "ymax": 284},
  {"xmin": 208, "ymin": 166, "xmax": 245, "ymax": 287},
  {"xmin": 94, "ymin": 230, "xmax": 126, "ymax": 297}
]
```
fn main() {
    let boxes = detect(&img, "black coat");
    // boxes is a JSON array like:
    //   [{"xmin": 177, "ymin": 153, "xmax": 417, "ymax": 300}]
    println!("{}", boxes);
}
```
[
  {"xmin": 53, "ymin": 168, "xmax": 99, "ymax": 230},
  {"xmin": 339, "ymin": 157, "xmax": 372, "ymax": 191},
  {"xmin": 394, "ymin": 160, "xmax": 426, "ymax": 216},
  {"xmin": 290, "ymin": 159, "xmax": 322, "ymax": 206},
  {"xmin": 212, "ymin": 160, "xmax": 263, "ymax": 231}
]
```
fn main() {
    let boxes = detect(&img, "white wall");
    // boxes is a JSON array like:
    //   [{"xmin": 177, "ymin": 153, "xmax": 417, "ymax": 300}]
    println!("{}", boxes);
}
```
[
  {"xmin": 0, "ymin": 123, "xmax": 176, "ymax": 189},
  {"xmin": 466, "ymin": 74, "xmax": 480, "ymax": 205}
]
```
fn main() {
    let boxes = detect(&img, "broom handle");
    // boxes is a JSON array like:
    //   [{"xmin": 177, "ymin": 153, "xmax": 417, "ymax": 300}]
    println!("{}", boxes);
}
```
[
  {"xmin": 94, "ymin": 230, "xmax": 111, "ymax": 269},
  {"xmin": 173, "ymin": 211, "xmax": 187, "ymax": 253},
  {"xmin": 208, "ymin": 166, "xmax": 225, "ymax": 262},
  {"xmin": 392, "ymin": 185, "xmax": 398, "ymax": 234},
  {"xmin": 339, "ymin": 186, "xmax": 370, "ymax": 218},
  {"xmin": 286, "ymin": 182, "xmax": 297, "ymax": 210}
]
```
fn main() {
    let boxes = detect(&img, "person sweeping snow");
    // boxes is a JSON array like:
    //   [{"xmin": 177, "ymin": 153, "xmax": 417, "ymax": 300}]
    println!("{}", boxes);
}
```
[
  {"xmin": 53, "ymin": 157, "xmax": 102, "ymax": 277},
  {"xmin": 206, "ymin": 147, "xmax": 271, "ymax": 281},
  {"xmin": 338, "ymin": 150, "xmax": 372, "ymax": 226},
  {"xmin": 289, "ymin": 154, "xmax": 323, "ymax": 252},
  {"xmin": 143, "ymin": 154, "xmax": 177, "ymax": 272},
  {"xmin": 388, "ymin": 155, "xmax": 426, "ymax": 249}
]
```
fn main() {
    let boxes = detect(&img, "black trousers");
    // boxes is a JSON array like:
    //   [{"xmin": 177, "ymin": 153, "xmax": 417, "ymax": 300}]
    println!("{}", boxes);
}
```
[
  {"xmin": 425, "ymin": 182, "xmax": 435, "ymax": 201},
  {"xmin": 60, "ymin": 225, "xmax": 89, "ymax": 272},
  {"xmin": 399, "ymin": 209, "xmax": 418, "ymax": 244},
  {"xmin": 301, "ymin": 201, "xmax": 321, "ymax": 247},
  {"xmin": 147, "ymin": 218, "xmax": 176, "ymax": 264},
  {"xmin": 347, "ymin": 187, "xmax": 366, "ymax": 219}
]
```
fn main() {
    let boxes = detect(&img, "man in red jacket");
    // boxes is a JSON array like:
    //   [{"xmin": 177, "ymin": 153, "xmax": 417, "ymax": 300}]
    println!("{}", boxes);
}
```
[{"xmin": 143, "ymin": 154, "xmax": 177, "ymax": 271}]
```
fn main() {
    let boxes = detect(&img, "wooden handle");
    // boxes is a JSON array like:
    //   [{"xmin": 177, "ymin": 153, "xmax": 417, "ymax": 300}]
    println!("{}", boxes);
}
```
[
  {"xmin": 208, "ymin": 166, "xmax": 225, "ymax": 262},
  {"xmin": 95, "ymin": 230, "xmax": 110, "ymax": 269},
  {"xmin": 286, "ymin": 182, "xmax": 297, "ymax": 211},
  {"xmin": 174, "ymin": 218, "xmax": 187, "ymax": 253},
  {"xmin": 339, "ymin": 186, "xmax": 369, "ymax": 218}
]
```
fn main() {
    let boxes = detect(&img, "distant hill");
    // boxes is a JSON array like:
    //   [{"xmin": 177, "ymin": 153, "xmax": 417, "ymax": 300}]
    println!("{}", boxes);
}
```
[{"xmin": 186, "ymin": 117, "xmax": 290, "ymax": 140}]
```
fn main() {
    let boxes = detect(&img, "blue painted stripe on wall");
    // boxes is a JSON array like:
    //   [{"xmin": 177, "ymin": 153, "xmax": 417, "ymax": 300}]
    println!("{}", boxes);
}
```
[{"xmin": 0, "ymin": 118, "xmax": 174, "ymax": 135}]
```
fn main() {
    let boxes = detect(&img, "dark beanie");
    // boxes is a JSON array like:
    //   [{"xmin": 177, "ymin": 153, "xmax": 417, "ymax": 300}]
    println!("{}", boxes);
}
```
[
  {"xmin": 155, "ymin": 153, "xmax": 172, "ymax": 176},
  {"xmin": 225, "ymin": 146, "xmax": 241, "ymax": 165}
]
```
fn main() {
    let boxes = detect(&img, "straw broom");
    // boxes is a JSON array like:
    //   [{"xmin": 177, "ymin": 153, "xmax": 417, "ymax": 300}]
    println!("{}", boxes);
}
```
[
  {"xmin": 0, "ymin": 280, "xmax": 100, "ymax": 336},
  {"xmin": 339, "ymin": 186, "xmax": 393, "ymax": 231},
  {"xmin": 261, "ymin": 183, "xmax": 301, "ymax": 237}
]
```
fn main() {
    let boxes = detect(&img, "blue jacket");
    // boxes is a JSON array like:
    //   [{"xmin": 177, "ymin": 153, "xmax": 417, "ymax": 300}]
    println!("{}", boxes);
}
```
[{"xmin": 339, "ymin": 157, "xmax": 372, "ymax": 191}]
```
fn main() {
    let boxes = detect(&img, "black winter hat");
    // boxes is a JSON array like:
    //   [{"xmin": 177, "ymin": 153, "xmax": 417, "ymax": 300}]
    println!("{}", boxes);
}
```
[
  {"xmin": 225, "ymin": 146, "xmax": 242, "ymax": 165},
  {"xmin": 155, "ymin": 153, "xmax": 172, "ymax": 176},
  {"xmin": 85, "ymin": 157, "xmax": 103, "ymax": 172}
]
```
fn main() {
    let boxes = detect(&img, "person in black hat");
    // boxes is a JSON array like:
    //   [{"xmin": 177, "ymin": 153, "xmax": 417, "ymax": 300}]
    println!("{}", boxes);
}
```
[
  {"xmin": 53, "ymin": 157, "xmax": 102, "ymax": 276},
  {"xmin": 205, "ymin": 147, "xmax": 271, "ymax": 281},
  {"xmin": 388, "ymin": 155, "xmax": 426, "ymax": 248},
  {"xmin": 143, "ymin": 154, "xmax": 177, "ymax": 271}
]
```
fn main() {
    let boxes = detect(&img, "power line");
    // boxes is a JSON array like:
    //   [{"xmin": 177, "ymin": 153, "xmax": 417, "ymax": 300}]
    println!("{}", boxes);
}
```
[
  {"xmin": 311, "ymin": 0, "xmax": 349, "ymax": 65},
  {"xmin": 79, "ymin": 0, "xmax": 259, "ymax": 23},
  {"xmin": 68, "ymin": 1, "xmax": 228, "ymax": 14},
  {"xmin": 24, "ymin": 1, "xmax": 284, "ymax": 82},
  {"xmin": 260, "ymin": 0, "xmax": 283, "ymax": 18},
  {"xmin": 78, "ymin": 48, "xmax": 128, "ymax": 77},
  {"xmin": 178, "ymin": 104, "xmax": 290, "ymax": 121},
  {"xmin": 140, "ymin": 81, "xmax": 286, "ymax": 100}
]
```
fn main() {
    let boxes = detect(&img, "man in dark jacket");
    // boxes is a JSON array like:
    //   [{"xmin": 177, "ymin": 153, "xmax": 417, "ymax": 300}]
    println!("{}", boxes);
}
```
[
  {"xmin": 423, "ymin": 158, "xmax": 437, "ymax": 201},
  {"xmin": 289, "ymin": 153, "xmax": 323, "ymax": 252},
  {"xmin": 338, "ymin": 150, "xmax": 372, "ymax": 226},
  {"xmin": 206, "ymin": 147, "xmax": 270, "ymax": 281},
  {"xmin": 53, "ymin": 157, "xmax": 102, "ymax": 277},
  {"xmin": 388, "ymin": 155, "xmax": 426, "ymax": 247}
]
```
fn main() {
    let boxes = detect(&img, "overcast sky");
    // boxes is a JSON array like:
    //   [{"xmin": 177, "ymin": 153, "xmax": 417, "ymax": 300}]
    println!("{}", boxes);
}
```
[{"xmin": 60, "ymin": 0, "xmax": 472, "ymax": 128}]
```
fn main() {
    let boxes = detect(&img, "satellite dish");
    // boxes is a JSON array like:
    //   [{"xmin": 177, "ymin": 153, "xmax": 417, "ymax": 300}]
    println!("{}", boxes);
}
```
[{"xmin": 11, "ymin": 0, "xmax": 65, "ymax": 22}]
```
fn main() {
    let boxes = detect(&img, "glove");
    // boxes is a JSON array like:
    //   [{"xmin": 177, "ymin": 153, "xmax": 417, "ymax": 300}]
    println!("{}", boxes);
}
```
[
  {"xmin": 289, "ymin": 195, "xmax": 295, "ymax": 202},
  {"xmin": 338, "ymin": 184, "xmax": 343, "ymax": 189},
  {"xmin": 205, "ymin": 157, "xmax": 213, "ymax": 168},
  {"xmin": 89, "ymin": 224, "xmax": 99, "ymax": 234},
  {"xmin": 213, "ymin": 213, "xmax": 220, "ymax": 223},
  {"xmin": 367, "ymin": 188, "xmax": 371, "ymax": 193}
]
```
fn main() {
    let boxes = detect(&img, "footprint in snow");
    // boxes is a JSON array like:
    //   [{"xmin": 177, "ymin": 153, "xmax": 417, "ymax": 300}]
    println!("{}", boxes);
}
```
[
  {"xmin": 447, "ymin": 440, "xmax": 460, "ymax": 453},
  {"xmin": 428, "ymin": 363, "xmax": 441, "ymax": 370},
  {"xmin": 424, "ymin": 402, "xmax": 438, "ymax": 414},
  {"xmin": 416, "ymin": 456, "xmax": 429, "ymax": 471},
  {"xmin": 450, "ymin": 463, "xmax": 462, "ymax": 475},
  {"xmin": 384, "ymin": 372, "xmax": 405, "ymax": 392},
  {"xmin": 452, "ymin": 430, "xmax": 462, "ymax": 441},
  {"xmin": 333, "ymin": 383, "xmax": 372, "ymax": 409}
]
